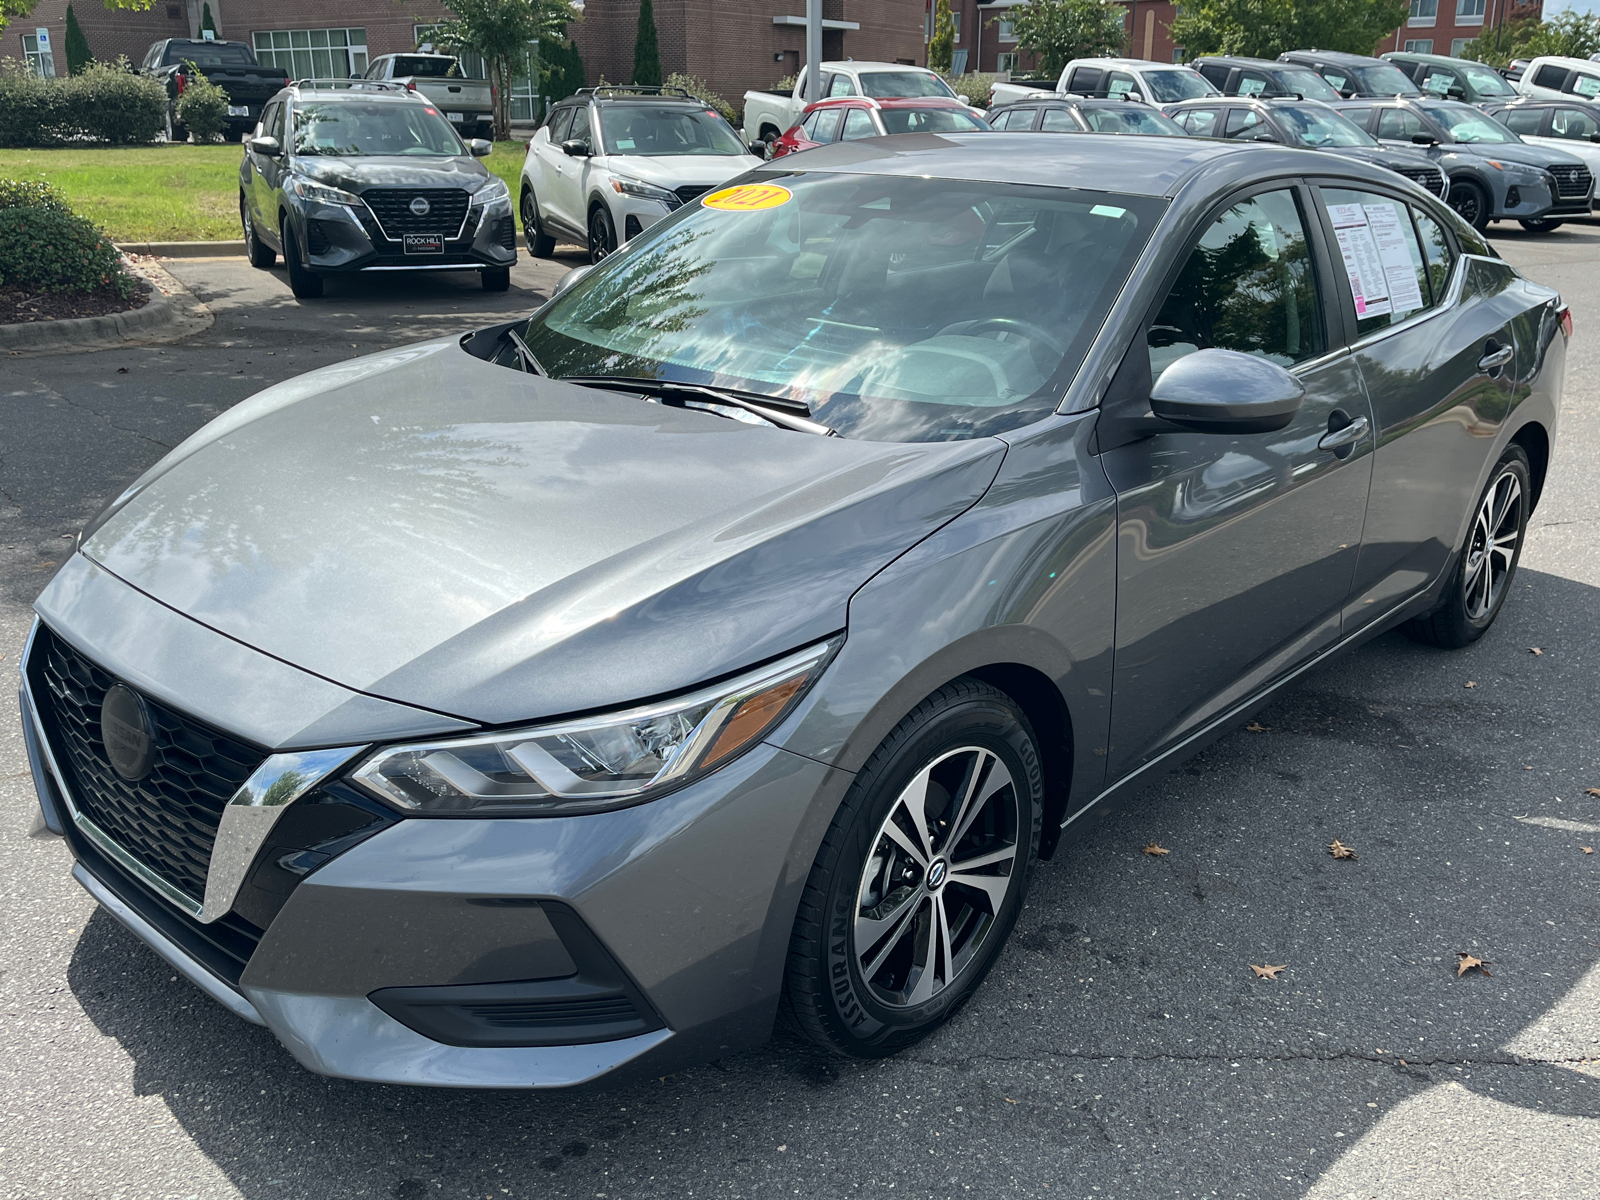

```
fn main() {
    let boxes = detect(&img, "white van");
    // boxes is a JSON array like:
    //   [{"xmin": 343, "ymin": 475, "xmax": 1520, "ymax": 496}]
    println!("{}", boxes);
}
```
[{"xmin": 1514, "ymin": 56, "xmax": 1600, "ymax": 102}]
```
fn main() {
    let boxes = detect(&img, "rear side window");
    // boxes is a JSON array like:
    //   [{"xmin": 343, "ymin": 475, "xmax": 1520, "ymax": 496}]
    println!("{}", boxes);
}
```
[
  {"xmin": 1553, "ymin": 106, "xmax": 1600, "ymax": 139},
  {"xmin": 1067, "ymin": 67, "xmax": 1104, "ymax": 94},
  {"xmin": 994, "ymin": 107, "xmax": 1038, "ymax": 130},
  {"xmin": 1376, "ymin": 108, "xmax": 1424, "ymax": 140},
  {"xmin": 1499, "ymin": 107, "xmax": 1546, "ymax": 135},
  {"xmin": 812, "ymin": 107, "xmax": 845, "ymax": 141},
  {"xmin": 1319, "ymin": 187, "xmax": 1431, "ymax": 334},
  {"xmin": 1532, "ymin": 64, "xmax": 1570, "ymax": 90},
  {"xmin": 1411, "ymin": 206, "xmax": 1455, "ymax": 305},
  {"xmin": 1040, "ymin": 108, "xmax": 1080, "ymax": 132},
  {"xmin": 1148, "ymin": 188, "xmax": 1325, "ymax": 376},
  {"xmin": 1224, "ymin": 108, "xmax": 1275, "ymax": 141},
  {"xmin": 1178, "ymin": 108, "xmax": 1222, "ymax": 137},
  {"xmin": 840, "ymin": 108, "xmax": 875, "ymax": 140}
]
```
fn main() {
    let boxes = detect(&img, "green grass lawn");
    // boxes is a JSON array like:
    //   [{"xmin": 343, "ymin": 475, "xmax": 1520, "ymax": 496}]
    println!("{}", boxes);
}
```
[{"xmin": 0, "ymin": 142, "xmax": 528, "ymax": 243}]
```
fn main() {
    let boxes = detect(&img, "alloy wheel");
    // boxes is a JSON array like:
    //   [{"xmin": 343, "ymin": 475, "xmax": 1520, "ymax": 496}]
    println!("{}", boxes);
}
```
[
  {"xmin": 589, "ymin": 209, "xmax": 611, "ymax": 262},
  {"xmin": 852, "ymin": 746, "xmax": 1020, "ymax": 1009},
  {"xmin": 1449, "ymin": 184, "xmax": 1484, "ymax": 229},
  {"xmin": 1462, "ymin": 467, "xmax": 1523, "ymax": 620}
]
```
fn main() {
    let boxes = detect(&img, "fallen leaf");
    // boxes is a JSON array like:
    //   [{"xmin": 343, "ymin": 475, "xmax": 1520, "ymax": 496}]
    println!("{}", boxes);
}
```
[
  {"xmin": 1587, "ymin": 788, "xmax": 1600, "ymax": 798},
  {"xmin": 1245, "ymin": 721, "xmax": 1269, "ymax": 733},
  {"xmin": 1142, "ymin": 842, "xmax": 1170, "ymax": 857},
  {"xmin": 1582, "ymin": 847, "xmax": 1594, "ymax": 855},
  {"xmin": 1328, "ymin": 839, "xmax": 1358, "ymax": 860},
  {"xmin": 115, "ymin": 366, "xmax": 128, "ymax": 374},
  {"xmin": 1251, "ymin": 964, "xmax": 1287, "ymax": 979},
  {"xmin": 1464, "ymin": 681, "xmax": 1476, "ymax": 689},
  {"xmin": 1456, "ymin": 952, "xmax": 1492, "ymax": 978},
  {"xmin": 1004, "ymin": 1097, "xmax": 1017, "ymax": 1104},
  {"xmin": 1530, "ymin": 647, "xmax": 1545, "ymax": 656}
]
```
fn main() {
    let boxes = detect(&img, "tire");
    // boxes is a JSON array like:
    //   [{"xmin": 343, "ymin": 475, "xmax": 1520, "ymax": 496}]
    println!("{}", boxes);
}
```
[
  {"xmin": 241, "ymin": 195, "xmax": 275, "ymax": 269},
  {"xmin": 1403, "ymin": 445, "xmax": 1531, "ymax": 649},
  {"xmin": 1519, "ymin": 218, "xmax": 1563, "ymax": 233},
  {"xmin": 481, "ymin": 265, "xmax": 511, "ymax": 292},
  {"xmin": 587, "ymin": 203, "xmax": 616, "ymax": 264},
  {"xmin": 522, "ymin": 189, "xmax": 556, "ymax": 258},
  {"xmin": 784, "ymin": 679, "xmax": 1044, "ymax": 1059},
  {"xmin": 1448, "ymin": 180, "xmax": 1491, "ymax": 232},
  {"xmin": 280, "ymin": 218, "xmax": 324, "ymax": 299}
]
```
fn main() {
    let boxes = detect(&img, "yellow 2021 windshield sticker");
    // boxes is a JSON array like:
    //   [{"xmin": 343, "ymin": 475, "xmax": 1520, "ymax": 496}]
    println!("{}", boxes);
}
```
[{"xmin": 702, "ymin": 183, "xmax": 792, "ymax": 212}]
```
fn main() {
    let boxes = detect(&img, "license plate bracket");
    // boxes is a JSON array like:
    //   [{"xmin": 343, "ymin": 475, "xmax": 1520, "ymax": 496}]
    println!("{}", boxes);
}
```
[
  {"xmin": 403, "ymin": 233, "xmax": 445, "ymax": 255},
  {"xmin": 227, "ymin": 105, "xmax": 249, "ymax": 117}
]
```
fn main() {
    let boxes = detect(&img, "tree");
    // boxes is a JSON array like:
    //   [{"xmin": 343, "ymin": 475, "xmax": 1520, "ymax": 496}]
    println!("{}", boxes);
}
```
[
  {"xmin": 1170, "ymin": 0, "xmax": 1408, "ymax": 60},
  {"xmin": 541, "ymin": 35, "xmax": 586, "ymax": 108},
  {"xmin": 929, "ymin": 0, "xmax": 954, "ymax": 74},
  {"xmin": 200, "ymin": 1, "xmax": 215, "ymax": 35},
  {"xmin": 1005, "ymin": 0, "xmax": 1126, "ymax": 78},
  {"xmin": 632, "ymin": 0, "xmax": 661, "ymax": 86},
  {"xmin": 1462, "ymin": 12, "xmax": 1600, "ymax": 69},
  {"xmin": 434, "ymin": 0, "xmax": 583, "ymax": 138},
  {"xmin": 64, "ymin": 4, "xmax": 93, "ymax": 73}
]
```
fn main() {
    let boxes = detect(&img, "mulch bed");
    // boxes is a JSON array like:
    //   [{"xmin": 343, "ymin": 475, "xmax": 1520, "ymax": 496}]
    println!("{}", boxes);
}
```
[{"xmin": 0, "ymin": 280, "xmax": 151, "ymax": 325}]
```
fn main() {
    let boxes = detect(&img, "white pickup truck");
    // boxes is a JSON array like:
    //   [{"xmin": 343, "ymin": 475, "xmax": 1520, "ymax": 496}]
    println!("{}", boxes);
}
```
[
  {"xmin": 990, "ymin": 57, "xmax": 1217, "ymax": 110},
  {"xmin": 362, "ymin": 51, "xmax": 494, "ymax": 141},
  {"xmin": 743, "ymin": 62, "xmax": 962, "ymax": 145}
]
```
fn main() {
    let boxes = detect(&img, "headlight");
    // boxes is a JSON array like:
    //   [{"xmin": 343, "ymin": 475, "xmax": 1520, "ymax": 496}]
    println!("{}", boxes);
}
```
[
  {"xmin": 610, "ymin": 177, "xmax": 677, "ymax": 204},
  {"xmin": 473, "ymin": 176, "xmax": 511, "ymax": 206},
  {"xmin": 349, "ymin": 639, "xmax": 838, "ymax": 816},
  {"xmin": 289, "ymin": 177, "xmax": 362, "ymax": 206}
]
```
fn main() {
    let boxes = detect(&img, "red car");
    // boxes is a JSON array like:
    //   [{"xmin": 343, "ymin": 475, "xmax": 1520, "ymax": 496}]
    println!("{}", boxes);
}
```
[{"xmin": 769, "ymin": 96, "xmax": 990, "ymax": 158}]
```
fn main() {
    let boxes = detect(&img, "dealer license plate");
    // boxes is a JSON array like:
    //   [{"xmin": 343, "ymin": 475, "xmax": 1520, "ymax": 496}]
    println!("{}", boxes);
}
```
[
  {"xmin": 446, "ymin": 111, "xmax": 465, "ymax": 122},
  {"xmin": 227, "ymin": 105, "xmax": 249, "ymax": 117},
  {"xmin": 403, "ymin": 233, "xmax": 444, "ymax": 255}
]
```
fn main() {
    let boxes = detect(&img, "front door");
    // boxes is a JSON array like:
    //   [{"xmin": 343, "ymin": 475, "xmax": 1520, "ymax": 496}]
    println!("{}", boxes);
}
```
[
  {"xmin": 1098, "ymin": 185, "xmax": 1374, "ymax": 779},
  {"xmin": 252, "ymin": 100, "xmax": 289, "ymax": 249},
  {"xmin": 535, "ymin": 106, "xmax": 580, "ymax": 230}
]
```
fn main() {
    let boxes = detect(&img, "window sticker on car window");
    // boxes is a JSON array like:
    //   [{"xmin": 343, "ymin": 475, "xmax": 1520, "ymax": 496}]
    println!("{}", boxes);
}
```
[
  {"xmin": 703, "ymin": 183, "xmax": 793, "ymax": 211},
  {"xmin": 1362, "ymin": 202, "xmax": 1426, "ymax": 312},
  {"xmin": 616, "ymin": 138, "xmax": 636, "ymax": 148},
  {"xmin": 1238, "ymin": 77, "xmax": 1266, "ymax": 96},
  {"xmin": 1328, "ymin": 203, "xmax": 1393, "ymax": 317}
]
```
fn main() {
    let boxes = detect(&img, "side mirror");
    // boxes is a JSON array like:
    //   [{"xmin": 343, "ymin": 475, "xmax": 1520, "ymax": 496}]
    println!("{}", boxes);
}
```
[
  {"xmin": 561, "ymin": 138, "xmax": 591, "ymax": 157},
  {"xmin": 1411, "ymin": 132, "xmax": 1439, "ymax": 145},
  {"xmin": 248, "ymin": 135, "xmax": 282, "ymax": 157},
  {"xmin": 1149, "ymin": 348, "xmax": 1305, "ymax": 434},
  {"xmin": 552, "ymin": 263, "xmax": 594, "ymax": 299},
  {"xmin": 350, "ymin": 72, "xmax": 361, "ymax": 79},
  {"xmin": 1590, "ymin": 132, "xmax": 1600, "ymax": 143},
  {"xmin": 468, "ymin": 138, "xmax": 493, "ymax": 157},
  {"xmin": 748, "ymin": 139, "xmax": 770, "ymax": 158}
]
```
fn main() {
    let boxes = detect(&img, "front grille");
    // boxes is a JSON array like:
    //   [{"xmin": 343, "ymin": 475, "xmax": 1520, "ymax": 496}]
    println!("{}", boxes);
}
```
[
  {"xmin": 1395, "ymin": 166, "xmax": 1446, "ymax": 197},
  {"xmin": 674, "ymin": 184, "xmax": 713, "ymax": 206},
  {"xmin": 1547, "ymin": 163, "xmax": 1592, "ymax": 199},
  {"xmin": 31, "ymin": 624, "xmax": 266, "ymax": 906},
  {"xmin": 360, "ymin": 188, "xmax": 471, "ymax": 240}
]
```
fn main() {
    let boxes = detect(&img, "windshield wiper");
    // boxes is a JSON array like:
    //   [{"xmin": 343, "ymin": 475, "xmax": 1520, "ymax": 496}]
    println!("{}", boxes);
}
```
[
  {"xmin": 560, "ymin": 375, "xmax": 838, "ymax": 436},
  {"xmin": 501, "ymin": 326, "xmax": 546, "ymax": 376}
]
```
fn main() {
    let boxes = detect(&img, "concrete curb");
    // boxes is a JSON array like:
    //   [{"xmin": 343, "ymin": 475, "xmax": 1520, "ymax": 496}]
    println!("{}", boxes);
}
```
[
  {"xmin": 0, "ymin": 258, "xmax": 213, "ymax": 357},
  {"xmin": 116, "ymin": 240, "xmax": 245, "ymax": 257}
]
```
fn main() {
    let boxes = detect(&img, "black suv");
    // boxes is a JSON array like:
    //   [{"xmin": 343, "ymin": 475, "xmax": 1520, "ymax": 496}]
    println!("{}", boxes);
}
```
[
  {"xmin": 140, "ymin": 38, "xmax": 288, "ymax": 142},
  {"xmin": 1278, "ymin": 50, "xmax": 1422, "ymax": 99},
  {"xmin": 239, "ymin": 81, "xmax": 517, "ymax": 299},
  {"xmin": 1189, "ymin": 56, "xmax": 1344, "ymax": 102}
]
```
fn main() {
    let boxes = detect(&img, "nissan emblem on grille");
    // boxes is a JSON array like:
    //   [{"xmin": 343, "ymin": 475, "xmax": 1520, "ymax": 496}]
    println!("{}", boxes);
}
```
[
  {"xmin": 409, "ymin": 196, "xmax": 431, "ymax": 216},
  {"xmin": 100, "ymin": 684, "xmax": 154, "ymax": 782}
]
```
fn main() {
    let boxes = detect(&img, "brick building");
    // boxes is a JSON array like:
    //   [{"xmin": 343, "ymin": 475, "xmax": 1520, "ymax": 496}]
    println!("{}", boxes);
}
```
[
  {"xmin": 13, "ymin": 0, "xmax": 926, "ymax": 115},
  {"xmin": 1381, "ymin": 0, "xmax": 1542, "ymax": 59}
]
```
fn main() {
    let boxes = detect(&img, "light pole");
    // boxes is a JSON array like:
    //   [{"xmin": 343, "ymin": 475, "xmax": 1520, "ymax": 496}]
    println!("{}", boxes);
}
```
[{"xmin": 806, "ymin": 0, "xmax": 823, "ymax": 102}]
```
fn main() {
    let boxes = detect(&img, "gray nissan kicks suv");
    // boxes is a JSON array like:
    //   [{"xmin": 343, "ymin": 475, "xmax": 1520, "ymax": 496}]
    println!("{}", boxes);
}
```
[{"xmin": 24, "ymin": 133, "xmax": 1565, "ymax": 1088}]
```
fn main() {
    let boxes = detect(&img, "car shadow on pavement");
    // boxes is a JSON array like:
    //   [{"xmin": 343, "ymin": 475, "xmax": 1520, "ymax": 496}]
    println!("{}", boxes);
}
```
[{"xmin": 63, "ymin": 565, "xmax": 1600, "ymax": 1199}]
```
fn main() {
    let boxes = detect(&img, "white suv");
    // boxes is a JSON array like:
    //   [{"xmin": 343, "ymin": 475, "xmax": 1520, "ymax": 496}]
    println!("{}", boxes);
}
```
[{"xmin": 520, "ymin": 86, "xmax": 762, "ymax": 263}]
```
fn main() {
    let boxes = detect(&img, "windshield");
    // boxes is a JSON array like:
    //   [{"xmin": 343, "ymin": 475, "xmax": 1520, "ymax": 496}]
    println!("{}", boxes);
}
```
[
  {"xmin": 1274, "ymin": 103, "xmax": 1376, "ymax": 147},
  {"xmin": 1461, "ymin": 64, "xmax": 1515, "ymax": 97},
  {"xmin": 1275, "ymin": 69, "xmax": 1342, "ymax": 101},
  {"xmin": 879, "ymin": 106, "xmax": 990, "ymax": 133},
  {"xmin": 1081, "ymin": 106, "xmax": 1186, "ymax": 135},
  {"xmin": 518, "ymin": 174, "xmax": 1162, "ymax": 442},
  {"xmin": 1423, "ymin": 104, "xmax": 1517, "ymax": 143},
  {"xmin": 292, "ymin": 101, "xmax": 463, "ymax": 156},
  {"xmin": 858, "ymin": 71, "xmax": 957, "ymax": 99},
  {"xmin": 599, "ymin": 105, "xmax": 747, "ymax": 155},
  {"xmin": 1142, "ymin": 69, "xmax": 1215, "ymax": 102},
  {"xmin": 167, "ymin": 42, "xmax": 252, "ymax": 67},
  {"xmin": 1354, "ymin": 64, "xmax": 1422, "ymax": 96},
  {"xmin": 392, "ymin": 56, "xmax": 464, "ymax": 78}
]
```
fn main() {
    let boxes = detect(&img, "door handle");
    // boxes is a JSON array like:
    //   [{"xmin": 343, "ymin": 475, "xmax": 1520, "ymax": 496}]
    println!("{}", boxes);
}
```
[
  {"xmin": 1318, "ymin": 415, "xmax": 1369, "ymax": 453},
  {"xmin": 1478, "ymin": 340, "xmax": 1514, "ymax": 371}
]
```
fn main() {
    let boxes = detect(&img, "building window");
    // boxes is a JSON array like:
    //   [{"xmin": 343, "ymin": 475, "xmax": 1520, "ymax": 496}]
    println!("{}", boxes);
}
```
[
  {"xmin": 951, "ymin": 9, "xmax": 960, "ymax": 44},
  {"xmin": 1456, "ymin": 0, "xmax": 1485, "ymax": 24},
  {"xmin": 996, "ymin": 51, "xmax": 1020, "ymax": 74},
  {"xmin": 21, "ymin": 32, "xmax": 56, "ymax": 78},
  {"xmin": 1403, "ymin": 38, "xmax": 1434, "ymax": 53},
  {"xmin": 1408, "ymin": 0, "xmax": 1437, "ymax": 25},
  {"xmin": 1451, "ymin": 37, "xmax": 1473, "ymax": 55},
  {"xmin": 997, "ymin": 17, "xmax": 1017, "ymax": 42},
  {"xmin": 1172, "ymin": 47, "xmax": 1186, "ymax": 63},
  {"xmin": 254, "ymin": 28, "xmax": 369, "ymax": 79}
]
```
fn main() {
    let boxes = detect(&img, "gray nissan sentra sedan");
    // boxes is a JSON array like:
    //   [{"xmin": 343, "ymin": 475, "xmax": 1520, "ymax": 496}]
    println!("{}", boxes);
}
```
[{"xmin": 21, "ymin": 134, "xmax": 1565, "ymax": 1088}]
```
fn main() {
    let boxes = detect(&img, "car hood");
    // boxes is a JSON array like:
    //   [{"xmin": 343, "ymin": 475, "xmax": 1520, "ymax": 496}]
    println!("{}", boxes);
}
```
[
  {"xmin": 293, "ymin": 155, "xmax": 492, "ymax": 192},
  {"xmin": 81, "ymin": 340, "xmax": 1005, "ymax": 726},
  {"xmin": 598, "ymin": 154, "xmax": 764, "ymax": 188},
  {"xmin": 1443, "ymin": 140, "xmax": 1585, "ymax": 167}
]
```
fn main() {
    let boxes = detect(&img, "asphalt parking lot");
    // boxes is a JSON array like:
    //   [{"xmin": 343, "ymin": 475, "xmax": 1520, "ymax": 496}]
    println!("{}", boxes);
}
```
[{"xmin": 3, "ymin": 225, "xmax": 1599, "ymax": 1200}]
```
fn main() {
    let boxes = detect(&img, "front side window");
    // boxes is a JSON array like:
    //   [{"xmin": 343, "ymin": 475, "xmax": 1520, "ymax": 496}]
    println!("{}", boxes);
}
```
[
  {"xmin": 1376, "ymin": 107, "xmax": 1426, "ymax": 141},
  {"xmin": 1571, "ymin": 72, "xmax": 1600, "ymax": 100},
  {"xmin": 291, "ymin": 101, "xmax": 463, "ymax": 156},
  {"xmin": 1321, "ymin": 69, "xmax": 1352, "ymax": 93},
  {"xmin": 1499, "ymin": 107, "xmax": 1545, "ymax": 135},
  {"xmin": 840, "ymin": 108, "xmax": 877, "ymax": 141},
  {"xmin": 828, "ymin": 74, "xmax": 856, "ymax": 97},
  {"xmin": 1238, "ymin": 73, "xmax": 1268, "ymax": 97},
  {"xmin": 1106, "ymin": 72, "xmax": 1139, "ymax": 99},
  {"xmin": 858, "ymin": 71, "xmax": 956, "ymax": 99},
  {"xmin": 1420, "ymin": 68, "xmax": 1457, "ymax": 95},
  {"xmin": 878, "ymin": 107, "xmax": 990, "ymax": 134},
  {"xmin": 1224, "ymin": 108, "xmax": 1276, "ymax": 141},
  {"xmin": 811, "ymin": 108, "xmax": 845, "ymax": 142},
  {"xmin": 519, "ymin": 174, "xmax": 1164, "ymax": 442},
  {"xmin": 993, "ymin": 107, "xmax": 1037, "ymax": 130},
  {"xmin": 1320, "ymin": 188, "xmax": 1431, "ymax": 334},
  {"xmin": 599, "ymin": 106, "xmax": 747, "ymax": 156},
  {"xmin": 1422, "ymin": 104, "xmax": 1516, "ymax": 142},
  {"xmin": 1149, "ymin": 188, "xmax": 1324, "ymax": 378},
  {"xmin": 1461, "ymin": 63, "xmax": 1514, "ymax": 96},
  {"xmin": 1141, "ymin": 69, "xmax": 1213, "ymax": 102},
  {"xmin": 1552, "ymin": 106, "xmax": 1600, "ymax": 139},
  {"xmin": 1040, "ymin": 108, "xmax": 1081, "ymax": 132},
  {"xmin": 1274, "ymin": 104, "xmax": 1375, "ymax": 148},
  {"xmin": 1178, "ymin": 108, "xmax": 1222, "ymax": 136}
]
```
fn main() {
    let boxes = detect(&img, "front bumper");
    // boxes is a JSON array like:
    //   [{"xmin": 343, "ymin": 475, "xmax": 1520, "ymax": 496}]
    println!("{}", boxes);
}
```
[
  {"xmin": 297, "ymin": 196, "xmax": 518, "ymax": 274},
  {"xmin": 22, "ymin": 563, "xmax": 853, "ymax": 1087}
]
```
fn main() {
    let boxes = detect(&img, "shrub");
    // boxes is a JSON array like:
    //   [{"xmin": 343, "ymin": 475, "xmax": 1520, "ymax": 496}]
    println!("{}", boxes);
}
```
[
  {"xmin": 0, "ymin": 178, "xmax": 72, "ymax": 214},
  {"xmin": 177, "ymin": 65, "xmax": 230, "ymax": 142},
  {"xmin": 946, "ymin": 73, "xmax": 994, "ymax": 110},
  {"xmin": 0, "ymin": 57, "xmax": 165, "ymax": 147},
  {"xmin": 0, "ymin": 206, "xmax": 136, "ymax": 297},
  {"xmin": 665, "ymin": 72, "xmax": 735, "ymax": 122}
]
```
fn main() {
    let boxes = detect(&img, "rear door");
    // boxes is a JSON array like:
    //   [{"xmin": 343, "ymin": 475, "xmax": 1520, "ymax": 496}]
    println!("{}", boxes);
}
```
[
  {"xmin": 1097, "ymin": 183, "xmax": 1374, "ymax": 779},
  {"xmin": 1311, "ymin": 184, "xmax": 1525, "ymax": 626}
]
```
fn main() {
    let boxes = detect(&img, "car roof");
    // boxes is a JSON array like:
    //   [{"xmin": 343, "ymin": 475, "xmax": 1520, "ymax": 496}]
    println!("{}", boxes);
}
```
[
  {"xmin": 760, "ymin": 133, "xmax": 1406, "ymax": 199},
  {"xmin": 809, "ymin": 95, "xmax": 968, "ymax": 110},
  {"xmin": 1281, "ymin": 49, "xmax": 1390, "ymax": 67},
  {"xmin": 1192, "ymin": 55, "xmax": 1299, "ymax": 69},
  {"xmin": 1524, "ymin": 55, "xmax": 1600, "ymax": 69},
  {"xmin": 827, "ymin": 61, "xmax": 936, "ymax": 73},
  {"xmin": 1489, "ymin": 96, "xmax": 1600, "ymax": 109},
  {"xmin": 286, "ymin": 83, "xmax": 419, "ymax": 102},
  {"xmin": 1383, "ymin": 52, "xmax": 1482, "ymax": 67}
]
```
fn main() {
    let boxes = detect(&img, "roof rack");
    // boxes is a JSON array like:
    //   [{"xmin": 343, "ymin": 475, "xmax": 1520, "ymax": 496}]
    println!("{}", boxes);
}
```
[
  {"xmin": 577, "ymin": 85, "xmax": 695, "ymax": 100},
  {"xmin": 1062, "ymin": 90, "xmax": 1148, "ymax": 102},
  {"xmin": 292, "ymin": 78, "xmax": 409, "ymax": 92}
]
